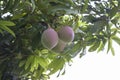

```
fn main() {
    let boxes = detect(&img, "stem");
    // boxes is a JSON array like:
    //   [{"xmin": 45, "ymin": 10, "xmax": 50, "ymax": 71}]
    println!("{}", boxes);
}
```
[{"xmin": 47, "ymin": 24, "xmax": 51, "ymax": 28}]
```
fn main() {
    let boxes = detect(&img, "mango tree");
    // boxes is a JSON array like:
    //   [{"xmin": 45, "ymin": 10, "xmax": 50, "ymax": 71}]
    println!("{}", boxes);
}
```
[{"xmin": 0, "ymin": 0, "xmax": 120, "ymax": 80}]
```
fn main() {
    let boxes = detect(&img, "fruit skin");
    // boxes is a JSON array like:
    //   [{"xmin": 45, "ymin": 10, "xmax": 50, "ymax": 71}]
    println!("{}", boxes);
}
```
[
  {"xmin": 58, "ymin": 26, "xmax": 74, "ymax": 43},
  {"xmin": 41, "ymin": 28, "xmax": 58, "ymax": 49},
  {"xmin": 52, "ymin": 39, "xmax": 66, "ymax": 53}
]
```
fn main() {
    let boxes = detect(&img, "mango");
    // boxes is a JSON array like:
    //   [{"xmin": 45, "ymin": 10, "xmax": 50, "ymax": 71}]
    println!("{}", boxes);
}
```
[
  {"xmin": 52, "ymin": 39, "xmax": 66, "ymax": 53},
  {"xmin": 41, "ymin": 28, "xmax": 58, "ymax": 49},
  {"xmin": 58, "ymin": 26, "xmax": 74, "ymax": 43}
]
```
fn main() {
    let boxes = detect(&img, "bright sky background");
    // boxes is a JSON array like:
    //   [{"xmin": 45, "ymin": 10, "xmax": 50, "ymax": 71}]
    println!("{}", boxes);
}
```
[{"xmin": 50, "ymin": 42, "xmax": 120, "ymax": 80}]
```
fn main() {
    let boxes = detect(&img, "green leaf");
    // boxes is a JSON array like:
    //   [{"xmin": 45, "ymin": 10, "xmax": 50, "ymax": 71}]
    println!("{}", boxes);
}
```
[
  {"xmin": 12, "ymin": 13, "xmax": 27, "ymax": 20},
  {"xmin": 0, "ymin": 24, "xmax": 15, "ymax": 37},
  {"xmin": 48, "ymin": 57, "xmax": 65, "ymax": 75},
  {"xmin": 61, "ymin": 69, "xmax": 65, "ymax": 75},
  {"xmin": 107, "ymin": 39, "xmax": 111, "ymax": 53},
  {"xmin": 85, "ymin": 36, "xmax": 96, "ymax": 46},
  {"xmin": 67, "ymin": 41, "xmax": 83, "ymax": 58},
  {"xmin": 4, "ymin": 0, "xmax": 13, "ymax": 10},
  {"xmin": 88, "ymin": 40, "xmax": 100, "ymax": 52},
  {"xmin": 0, "ymin": 21, "xmax": 15, "ymax": 26},
  {"xmin": 111, "ymin": 44, "xmax": 115, "ymax": 56},
  {"xmin": 107, "ymin": 38, "xmax": 115, "ymax": 55},
  {"xmin": 19, "ymin": 60, "xmax": 26, "ymax": 67},
  {"xmin": 12, "ymin": 0, "xmax": 20, "ymax": 8},
  {"xmin": 97, "ymin": 39, "xmax": 107, "ymax": 52},
  {"xmin": 118, "ymin": 31, "xmax": 120, "ymax": 34},
  {"xmin": 48, "ymin": 5, "xmax": 78, "ymax": 15},
  {"xmin": 37, "ymin": 56, "xmax": 49, "ymax": 69},
  {"xmin": 31, "ymin": 32, "xmax": 41, "ymax": 49},
  {"xmin": 81, "ymin": 0, "xmax": 89, "ymax": 13},
  {"xmin": 90, "ymin": 20, "xmax": 106, "ymax": 33},
  {"xmin": 30, "ymin": 57, "xmax": 37, "ymax": 72},
  {"xmin": 31, "ymin": 0, "xmax": 36, "ymax": 13},
  {"xmin": 25, "ymin": 56, "xmax": 34, "ymax": 70},
  {"xmin": 41, "ymin": 49, "xmax": 49, "ymax": 54},
  {"xmin": 109, "ymin": 6, "xmax": 118, "ymax": 19},
  {"xmin": 112, "ymin": 36, "xmax": 120, "ymax": 45}
]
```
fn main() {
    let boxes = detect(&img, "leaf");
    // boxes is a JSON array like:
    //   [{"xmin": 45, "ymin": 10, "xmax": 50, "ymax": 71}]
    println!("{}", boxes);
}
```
[
  {"xmin": 85, "ymin": 35, "xmax": 96, "ymax": 46},
  {"xmin": 12, "ymin": 0, "xmax": 20, "ymax": 8},
  {"xmin": 48, "ymin": 5, "xmax": 78, "ymax": 15},
  {"xmin": 37, "ymin": 56, "xmax": 49, "ymax": 69},
  {"xmin": 0, "ymin": 21, "xmax": 15, "ymax": 26},
  {"xmin": 61, "ymin": 69, "xmax": 65, "ymax": 75},
  {"xmin": 97, "ymin": 39, "xmax": 107, "ymax": 52},
  {"xmin": 68, "ymin": 41, "xmax": 83, "ymax": 58},
  {"xmin": 112, "ymin": 36, "xmax": 120, "ymax": 45},
  {"xmin": 12, "ymin": 13, "xmax": 27, "ymax": 20},
  {"xmin": 24, "ymin": 55, "xmax": 48, "ymax": 72},
  {"xmin": 107, "ymin": 38, "xmax": 115, "ymax": 55},
  {"xmin": 31, "ymin": 0, "xmax": 36, "ymax": 13},
  {"xmin": 4, "ymin": 0, "xmax": 13, "ymax": 10},
  {"xmin": 0, "ymin": 24, "xmax": 15, "ymax": 37},
  {"xmin": 109, "ymin": 6, "xmax": 118, "ymax": 19},
  {"xmin": 19, "ymin": 60, "xmax": 26, "ymax": 67},
  {"xmin": 31, "ymin": 32, "xmax": 41, "ymax": 49},
  {"xmin": 30, "ymin": 57, "xmax": 37, "ymax": 72},
  {"xmin": 48, "ymin": 57, "xmax": 65, "ymax": 75},
  {"xmin": 111, "ymin": 44, "xmax": 115, "ymax": 56},
  {"xmin": 81, "ymin": 0, "xmax": 89, "ymax": 13},
  {"xmin": 118, "ymin": 31, "xmax": 120, "ymax": 34},
  {"xmin": 36, "ymin": 0, "xmax": 49, "ymax": 13},
  {"xmin": 88, "ymin": 40, "xmax": 100, "ymax": 52},
  {"xmin": 25, "ymin": 56, "xmax": 34, "ymax": 70},
  {"xmin": 90, "ymin": 20, "xmax": 106, "ymax": 33},
  {"xmin": 35, "ymin": 69, "xmax": 44, "ymax": 79},
  {"xmin": 41, "ymin": 49, "xmax": 49, "ymax": 54},
  {"xmin": 107, "ymin": 39, "xmax": 111, "ymax": 53}
]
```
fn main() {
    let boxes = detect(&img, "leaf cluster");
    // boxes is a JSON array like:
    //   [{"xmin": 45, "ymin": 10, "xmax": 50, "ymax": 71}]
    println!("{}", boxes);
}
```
[{"xmin": 0, "ymin": 0, "xmax": 120, "ymax": 79}]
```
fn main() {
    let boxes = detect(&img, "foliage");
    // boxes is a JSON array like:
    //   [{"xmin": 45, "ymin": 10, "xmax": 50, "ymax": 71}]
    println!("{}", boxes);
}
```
[{"xmin": 0, "ymin": 0, "xmax": 120, "ymax": 80}]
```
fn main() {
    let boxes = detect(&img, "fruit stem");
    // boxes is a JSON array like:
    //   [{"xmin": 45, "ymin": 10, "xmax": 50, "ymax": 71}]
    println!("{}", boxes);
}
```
[{"xmin": 47, "ymin": 24, "xmax": 51, "ymax": 28}]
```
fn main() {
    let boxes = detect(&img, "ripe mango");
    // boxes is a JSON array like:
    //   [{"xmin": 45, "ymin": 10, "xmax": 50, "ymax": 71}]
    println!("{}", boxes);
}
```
[
  {"xmin": 58, "ymin": 26, "xmax": 74, "ymax": 43},
  {"xmin": 52, "ymin": 39, "xmax": 66, "ymax": 53},
  {"xmin": 41, "ymin": 28, "xmax": 58, "ymax": 49}
]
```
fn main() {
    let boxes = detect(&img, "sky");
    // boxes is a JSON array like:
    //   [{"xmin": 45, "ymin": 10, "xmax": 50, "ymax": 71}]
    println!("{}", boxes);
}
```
[{"xmin": 50, "ymin": 42, "xmax": 120, "ymax": 80}]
